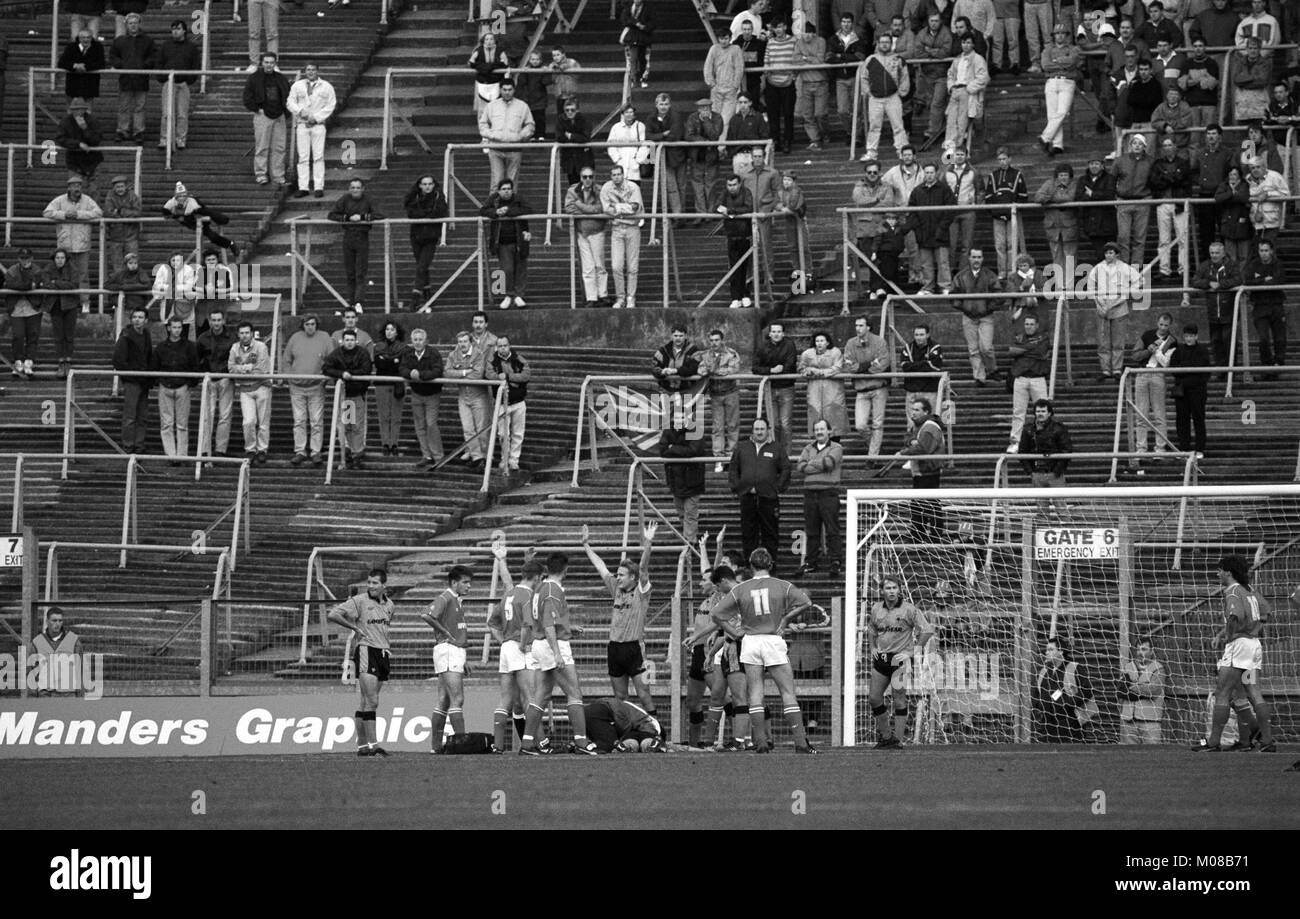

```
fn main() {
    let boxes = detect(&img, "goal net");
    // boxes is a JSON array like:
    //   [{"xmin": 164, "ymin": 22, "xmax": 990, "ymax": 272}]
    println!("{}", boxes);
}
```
[{"xmin": 842, "ymin": 485, "xmax": 1300, "ymax": 746}]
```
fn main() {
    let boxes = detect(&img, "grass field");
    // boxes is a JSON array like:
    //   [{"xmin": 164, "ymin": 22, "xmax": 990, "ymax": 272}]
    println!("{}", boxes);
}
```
[{"xmin": 2, "ymin": 745, "xmax": 1298, "ymax": 829}]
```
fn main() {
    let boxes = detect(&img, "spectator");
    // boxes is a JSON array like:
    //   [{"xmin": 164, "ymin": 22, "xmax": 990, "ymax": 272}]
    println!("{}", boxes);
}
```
[
  {"xmin": 729, "ymin": 417, "xmax": 789, "ymax": 564},
  {"xmin": 795, "ymin": 418, "xmax": 844, "ymax": 577},
  {"xmin": 196, "ymin": 308, "xmax": 236, "ymax": 458},
  {"xmin": 469, "ymin": 311, "xmax": 497, "ymax": 369},
  {"xmin": 798, "ymin": 331, "xmax": 846, "ymax": 436},
  {"xmin": 1191, "ymin": 0, "xmax": 1241, "ymax": 49},
  {"xmin": 228, "ymin": 320, "xmax": 271, "ymax": 464},
  {"xmin": 1178, "ymin": 38, "xmax": 1221, "ymax": 128},
  {"xmin": 841, "ymin": 316, "xmax": 889, "ymax": 457},
  {"xmin": 944, "ymin": 33, "xmax": 987, "ymax": 153},
  {"xmin": 1120, "ymin": 60, "xmax": 1163, "ymax": 152},
  {"xmin": 330, "ymin": 307, "xmax": 372, "ymax": 353},
  {"xmin": 1151, "ymin": 85, "xmax": 1194, "ymax": 153},
  {"xmin": 478, "ymin": 80, "xmax": 534, "ymax": 193},
  {"xmin": 58, "ymin": 29, "xmax": 104, "ymax": 110},
  {"xmin": 557, "ymin": 97, "xmax": 595, "ymax": 188},
  {"xmin": 949, "ymin": 16, "xmax": 988, "ymax": 59},
  {"xmin": 1242, "ymin": 238, "xmax": 1288, "ymax": 378},
  {"xmin": 1018, "ymin": 398, "xmax": 1071, "ymax": 519},
  {"xmin": 42, "ymin": 249, "xmax": 79, "ymax": 377},
  {"xmin": 764, "ymin": 18, "xmax": 798, "ymax": 154},
  {"xmin": 5, "ymin": 248, "xmax": 40, "ymax": 381},
  {"xmin": 697, "ymin": 328, "xmax": 743, "ymax": 472},
  {"xmin": 193, "ymin": 248, "xmax": 238, "ymax": 308},
  {"xmin": 907, "ymin": 164, "xmax": 956, "ymax": 295},
  {"xmin": 704, "ymin": 30, "xmax": 746, "ymax": 126},
  {"xmin": 736, "ymin": 19, "xmax": 767, "ymax": 115},
  {"xmin": 323, "ymin": 329, "xmax": 374, "ymax": 470},
  {"xmin": 1033, "ymin": 637, "xmax": 1100, "ymax": 742},
  {"xmin": 67, "ymin": 0, "xmax": 106, "ymax": 41},
  {"xmin": 871, "ymin": 210, "xmax": 908, "ymax": 295},
  {"xmin": 149, "ymin": 316, "xmax": 199, "ymax": 460},
  {"xmin": 246, "ymin": 0, "xmax": 279, "ymax": 68},
  {"xmin": 328, "ymin": 178, "xmax": 383, "ymax": 311},
  {"xmin": 1246, "ymin": 156, "xmax": 1287, "ymax": 249},
  {"xmin": 43, "ymin": 175, "xmax": 101, "ymax": 314},
  {"xmin": 1148, "ymin": 137, "xmax": 1192, "ymax": 285},
  {"xmin": 1232, "ymin": 37, "xmax": 1270, "ymax": 121},
  {"xmin": 1138, "ymin": 1, "xmax": 1182, "ymax": 48},
  {"xmin": 953, "ymin": 0, "xmax": 997, "ymax": 41},
  {"xmin": 481, "ymin": 178, "xmax": 531, "ymax": 310},
  {"xmin": 107, "ymin": 12, "xmax": 155, "ymax": 144},
  {"xmin": 1038, "ymin": 25, "xmax": 1081, "ymax": 157},
  {"xmin": 884, "ymin": 154, "xmax": 931, "ymax": 287},
  {"xmin": 915, "ymin": 12, "xmax": 952, "ymax": 147},
  {"xmin": 715, "ymin": 173, "xmax": 756, "ymax": 308},
  {"xmin": 282, "ymin": 313, "xmax": 334, "ymax": 467},
  {"xmin": 1213, "ymin": 166, "xmax": 1251, "ymax": 266},
  {"xmin": 794, "ymin": 21, "xmax": 830, "ymax": 150},
  {"xmin": 732, "ymin": 0, "xmax": 772, "ymax": 38},
  {"xmin": 398, "ymin": 327, "xmax": 445, "ymax": 470},
  {"xmin": 1128, "ymin": 311, "xmax": 1177, "ymax": 463},
  {"xmin": 1193, "ymin": 125, "xmax": 1232, "ymax": 260},
  {"xmin": 742, "ymin": 146, "xmax": 780, "ymax": 287},
  {"xmin": 490, "ymin": 336, "xmax": 530, "ymax": 472},
  {"xmin": 900, "ymin": 323, "xmax": 943, "ymax": 432},
  {"xmin": 468, "ymin": 32, "xmax": 511, "ymax": 117},
  {"xmin": 897, "ymin": 396, "xmax": 946, "ymax": 542},
  {"xmin": 1119, "ymin": 637, "xmax": 1166, "ymax": 744},
  {"xmin": 1235, "ymin": 0, "xmax": 1280, "ymax": 57},
  {"xmin": 101, "ymin": 175, "xmax": 142, "ymax": 280},
  {"xmin": 155, "ymin": 19, "xmax": 198, "ymax": 151},
  {"xmin": 659, "ymin": 425, "xmax": 707, "ymax": 546},
  {"xmin": 447, "ymin": 330, "xmax": 490, "ymax": 470},
  {"xmin": 1086, "ymin": 241, "xmax": 1143, "ymax": 381},
  {"xmin": 550, "ymin": 46, "xmax": 582, "ymax": 117},
  {"xmin": 288, "ymin": 63, "xmax": 337, "ymax": 199},
  {"xmin": 1263, "ymin": 82, "xmax": 1299, "ymax": 148},
  {"xmin": 829, "ymin": 13, "xmax": 869, "ymax": 144},
  {"xmin": 151, "ymin": 251, "xmax": 197, "ymax": 338},
  {"xmin": 29, "ymin": 606, "xmax": 82, "ymax": 696},
  {"xmin": 1075, "ymin": 155, "xmax": 1118, "ymax": 263},
  {"xmin": 724, "ymin": 93, "xmax": 769, "ymax": 172},
  {"xmin": 944, "ymin": 148, "xmax": 977, "ymax": 275},
  {"xmin": 951, "ymin": 247, "xmax": 1004, "ymax": 386},
  {"xmin": 775, "ymin": 171, "xmax": 812, "ymax": 284},
  {"xmin": 601, "ymin": 164, "xmax": 644, "ymax": 310},
  {"xmin": 650, "ymin": 325, "xmax": 701, "ymax": 394},
  {"xmin": 363, "ymin": 319, "xmax": 401, "ymax": 426},
  {"xmin": 862, "ymin": 32, "xmax": 910, "ymax": 161},
  {"xmin": 647, "ymin": 93, "xmax": 688, "ymax": 215},
  {"xmin": 563, "ymin": 166, "xmax": 609, "ymax": 308},
  {"xmin": 752, "ymin": 322, "xmax": 800, "ymax": 457},
  {"xmin": 1006, "ymin": 312, "xmax": 1051, "ymax": 452},
  {"xmin": 1236, "ymin": 120, "xmax": 1283, "ymax": 175},
  {"xmin": 515, "ymin": 50, "xmax": 551, "ymax": 141},
  {"xmin": 1113, "ymin": 133, "xmax": 1153, "ymax": 268},
  {"xmin": 983, "ymin": 147, "xmax": 1028, "ymax": 280},
  {"xmin": 112, "ymin": 305, "xmax": 153, "ymax": 453},
  {"xmin": 1169, "ymin": 322, "xmax": 1210, "ymax": 456},
  {"xmin": 852, "ymin": 159, "xmax": 894, "ymax": 296},
  {"xmin": 1077, "ymin": 16, "xmax": 1115, "ymax": 135},
  {"xmin": 1191, "ymin": 239, "xmax": 1242, "ymax": 370},
  {"xmin": 403, "ymin": 174, "xmax": 449, "ymax": 308},
  {"xmin": 242, "ymin": 52, "xmax": 290, "ymax": 188},
  {"xmin": 1034, "ymin": 163, "xmax": 1078, "ymax": 278},
  {"xmin": 989, "ymin": 0, "xmax": 1021, "ymax": 75},
  {"xmin": 161, "ymin": 181, "xmax": 239, "ymax": 261},
  {"xmin": 685, "ymin": 97, "xmax": 725, "ymax": 217},
  {"xmin": 621, "ymin": 0, "xmax": 655, "ymax": 88},
  {"xmin": 1007, "ymin": 253, "xmax": 1050, "ymax": 324},
  {"xmin": 1151, "ymin": 36, "xmax": 1186, "ymax": 86},
  {"xmin": 56, "ymin": 99, "xmax": 104, "ymax": 182}
]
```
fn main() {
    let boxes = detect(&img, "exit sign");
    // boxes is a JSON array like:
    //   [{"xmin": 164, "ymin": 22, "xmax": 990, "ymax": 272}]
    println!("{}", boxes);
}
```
[{"xmin": 2, "ymin": 536, "xmax": 23, "ymax": 568}]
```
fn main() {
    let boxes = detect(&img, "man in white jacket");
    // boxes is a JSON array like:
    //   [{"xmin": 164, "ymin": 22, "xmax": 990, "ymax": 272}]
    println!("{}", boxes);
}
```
[
  {"xmin": 478, "ymin": 79, "xmax": 535, "ymax": 193},
  {"xmin": 600, "ymin": 165, "xmax": 644, "ymax": 309},
  {"xmin": 1086, "ymin": 242, "xmax": 1143, "ymax": 381},
  {"xmin": 287, "ymin": 63, "xmax": 337, "ymax": 198}
]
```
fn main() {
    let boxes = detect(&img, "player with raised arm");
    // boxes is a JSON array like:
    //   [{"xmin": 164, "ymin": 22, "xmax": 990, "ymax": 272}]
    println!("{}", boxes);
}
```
[
  {"xmin": 520, "ymin": 551, "xmax": 598, "ymax": 755},
  {"xmin": 581, "ymin": 521, "xmax": 659, "ymax": 717},
  {"xmin": 486, "ymin": 547, "xmax": 541, "ymax": 753},
  {"xmin": 326, "ymin": 568, "xmax": 395, "ymax": 757},
  {"xmin": 420, "ymin": 565, "xmax": 474, "ymax": 754},
  {"xmin": 685, "ymin": 562, "xmax": 752, "ymax": 750},
  {"xmin": 709, "ymin": 547, "xmax": 819, "ymax": 753},
  {"xmin": 866, "ymin": 575, "xmax": 935, "ymax": 749},
  {"xmin": 1199, "ymin": 555, "xmax": 1275, "ymax": 752}
]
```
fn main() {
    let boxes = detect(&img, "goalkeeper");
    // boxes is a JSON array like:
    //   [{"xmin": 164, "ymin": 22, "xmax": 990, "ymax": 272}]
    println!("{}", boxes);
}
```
[
  {"xmin": 583, "ymin": 698, "xmax": 662, "ymax": 753},
  {"xmin": 866, "ymin": 575, "xmax": 934, "ymax": 749}
]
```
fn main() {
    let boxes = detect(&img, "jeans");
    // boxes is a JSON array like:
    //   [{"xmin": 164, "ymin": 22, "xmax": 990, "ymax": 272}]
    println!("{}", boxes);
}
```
[
  {"xmin": 342, "ymin": 233, "xmax": 370, "ymax": 305},
  {"xmin": 961, "ymin": 315, "xmax": 997, "ymax": 382},
  {"xmin": 9, "ymin": 313, "xmax": 41, "ymax": 363},
  {"xmin": 290, "ymin": 383, "xmax": 325, "ymax": 455},
  {"xmin": 835, "ymin": 78, "xmax": 855, "ymax": 138},
  {"xmin": 945, "ymin": 88, "xmax": 972, "ymax": 149},
  {"xmin": 991, "ymin": 16, "xmax": 1022, "ymax": 67},
  {"xmin": 949, "ymin": 214, "xmax": 975, "ymax": 272},
  {"xmin": 764, "ymin": 83, "xmax": 796, "ymax": 149},
  {"xmin": 498, "ymin": 401, "xmax": 527, "ymax": 468},
  {"xmin": 1024, "ymin": 2, "xmax": 1053, "ymax": 64},
  {"xmin": 689, "ymin": 159, "xmax": 718, "ymax": 214},
  {"xmin": 577, "ymin": 231, "xmax": 609, "ymax": 301},
  {"xmin": 498, "ymin": 243, "xmax": 528, "ymax": 298},
  {"xmin": 866, "ymin": 95, "xmax": 907, "ymax": 159},
  {"xmin": 1041, "ymin": 77, "xmax": 1075, "ymax": 150},
  {"xmin": 739, "ymin": 492, "xmax": 780, "ymax": 563},
  {"xmin": 770, "ymin": 386, "xmax": 794, "ymax": 454},
  {"xmin": 252, "ymin": 112, "xmax": 287, "ymax": 183},
  {"xmin": 458, "ymin": 388, "xmax": 491, "ymax": 460},
  {"xmin": 1095, "ymin": 312, "xmax": 1128, "ymax": 375},
  {"xmin": 49, "ymin": 307, "xmax": 77, "ymax": 361},
  {"xmin": 1116, "ymin": 203, "xmax": 1151, "ymax": 267},
  {"xmin": 710, "ymin": 86, "xmax": 739, "ymax": 126},
  {"xmin": 296, "ymin": 122, "xmax": 327, "ymax": 192},
  {"xmin": 487, "ymin": 150, "xmax": 522, "ymax": 192},
  {"xmin": 611, "ymin": 224, "xmax": 640, "ymax": 300},
  {"xmin": 157, "ymin": 384, "xmax": 191, "ymax": 457},
  {"xmin": 375, "ymin": 386, "xmax": 403, "ymax": 449},
  {"xmin": 342, "ymin": 393, "xmax": 368, "ymax": 454},
  {"xmin": 66, "ymin": 250, "xmax": 90, "ymax": 309},
  {"xmin": 916, "ymin": 246, "xmax": 951, "ymax": 291},
  {"xmin": 1030, "ymin": 470, "xmax": 1066, "ymax": 518},
  {"xmin": 1132, "ymin": 373, "xmax": 1167, "ymax": 450},
  {"xmin": 117, "ymin": 90, "xmax": 146, "ymax": 138},
  {"xmin": 121, "ymin": 381, "xmax": 150, "ymax": 452},
  {"xmin": 726, "ymin": 236, "xmax": 752, "ymax": 301},
  {"xmin": 854, "ymin": 388, "xmax": 888, "ymax": 456},
  {"xmin": 411, "ymin": 238, "xmax": 438, "ymax": 294},
  {"xmin": 803, "ymin": 488, "xmax": 841, "ymax": 566},
  {"xmin": 238, "ymin": 385, "xmax": 272, "ymax": 453},
  {"xmin": 909, "ymin": 472, "xmax": 944, "ymax": 541},
  {"xmin": 795, "ymin": 78, "xmax": 828, "ymax": 144},
  {"xmin": 247, "ymin": 0, "xmax": 280, "ymax": 64},
  {"xmin": 1254, "ymin": 307, "xmax": 1287, "ymax": 366},
  {"xmin": 200, "ymin": 378, "xmax": 234, "ymax": 454},
  {"xmin": 1175, "ymin": 390, "xmax": 1207, "ymax": 452},
  {"xmin": 160, "ymin": 80, "xmax": 190, "ymax": 146},
  {"xmin": 1156, "ymin": 203, "xmax": 1187, "ymax": 275},
  {"xmin": 916, "ymin": 69, "xmax": 948, "ymax": 137},
  {"xmin": 673, "ymin": 494, "xmax": 701, "ymax": 546},
  {"xmin": 410, "ymin": 391, "xmax": 443, "ymax": 461},
  {"xmin": 710, "ymin": 389, "xmax": 740, "ymax": 457},
  {"xmin": 992, "ymin": 220, "xmax": 1025, "ymax": 277},
  {"xmin": 1010, "ymin": 375, "xmax": 1049, "ymax": 445}
]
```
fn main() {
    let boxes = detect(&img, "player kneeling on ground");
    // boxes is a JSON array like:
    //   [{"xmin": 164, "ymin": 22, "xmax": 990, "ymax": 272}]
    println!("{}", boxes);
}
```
[
  {"xmin": 327, "ymin": 568, "xmax": 394, "ymax": 757},
  {"xmin": 867, "ymin": 575, "xmax": 934, "ymax": 749},
  {"xmin": 584, "ymin": 698, "xmax": 663, "ymax": 753},
  {"xmin": 708, "ymin": 547, "xmax": 819, "ymax": 754}
]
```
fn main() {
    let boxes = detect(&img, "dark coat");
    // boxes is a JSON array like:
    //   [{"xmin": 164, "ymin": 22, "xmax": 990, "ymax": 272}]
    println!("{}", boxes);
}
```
[
  {"xmin": 659, "ymin": 427, "xmax": 706, "ymax": 499},
  {"xmin": 242, "ymin": 69, "xmax": 291, "ymax": 119},
  {"xmin": 323, "ymin": 344, "xmax": 375, "ymax": 397},
  {"xmin": 150, "ymin": 337, "xmax": 200, "ymax": 388},
  {"xmin": 480, "ymin": 193, "xmax": 530, "ymax": 257},
  {"xmin": 58, "ymin": 39, "xmax": 105, "ymax": 99},
  {"xmin": 906, "ymin": 181, "xmax": 956, "ymax": 248},
  {"xmin": 403, "ymin": 182, "xmax": 449, "ymax": 246},
  {"xmin": 1018, "ymin": 418, "xmax": 1072, "ymax": 477},
  {"xmin": 646, "ymin": 109, "xmax": 688, "ymax": 168},
  {"xmin": 155, "ymin": 36, "xmax": 201, "ymax": 85},
  {"xmin": 1213, "ymin": 180, "xmax": 1252, "ymax": 241},
  {"xmin": 1074, "ymin": 172, "xmax": 1118, "ymax": 240},
  {"xmin": 619, "ymin": 1, "xmax": 654, "ymax": 46},
  {"xmin": 728, "ymin": 438, "xmax": 790, "ymax": 498},
  {"xmin": 650, "ymin": 341, "xmax": 701, "ymax": 392},
  {"xmin": 108, "ymin": 32, "xmax": 157, "ymax": 93}
]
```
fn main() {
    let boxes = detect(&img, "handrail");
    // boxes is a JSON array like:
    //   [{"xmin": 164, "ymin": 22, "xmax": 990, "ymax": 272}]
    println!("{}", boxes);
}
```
[
  {"xmin": 3, "ymin": 143, "xmax": 143, "ymax": 244},
  {"xmin": 43, "ymin": 540, "xmax": 231, "ymax": 601},
  {"xmin": 47, "ymin": 1, "xmax": 214, "ymax": 83}
]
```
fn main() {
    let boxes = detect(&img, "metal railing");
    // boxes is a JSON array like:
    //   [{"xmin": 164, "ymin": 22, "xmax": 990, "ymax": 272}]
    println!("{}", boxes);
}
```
[
  {"xmin": 48, "ymin": 0, "xmax": 214, "ymax": 90},
  {"xmin": 4, "ymin": 142, "xmax": 143, "ymax": 244}
]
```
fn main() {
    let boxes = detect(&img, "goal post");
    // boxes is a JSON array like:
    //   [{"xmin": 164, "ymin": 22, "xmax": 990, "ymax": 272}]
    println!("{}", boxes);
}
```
[{"xmin": 842, "ymin": 484, "xmax": 1300, "ymax": 747}]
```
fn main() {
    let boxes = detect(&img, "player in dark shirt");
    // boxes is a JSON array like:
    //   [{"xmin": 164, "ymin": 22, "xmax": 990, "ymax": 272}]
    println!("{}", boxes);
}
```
[{"xmin": 421, "ymin": 565, "xmax": 474, "ymax": 754}]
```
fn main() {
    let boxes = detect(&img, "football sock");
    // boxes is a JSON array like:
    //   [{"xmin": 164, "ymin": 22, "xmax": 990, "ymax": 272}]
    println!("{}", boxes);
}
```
[
  {"xmin": 522, "ymin": 702, "xmax": 545, "ymax": 747},
  {"xmin": 748, "ymin": 706, "xmax": 767, "ymax": 749},
  {"xmin": 784, "ymin": 705, "xmax": 809, "ymax": 747},
  {"xmin": 354, "ymin": 710, "xmax": 368, "ymax": 749},
  {"xmin": 493, "ymin": 708, "xmax": 510, "ymax": 751},
  {"xmin": 872, "ymin": 703, "xmax": 889, "ymax": 740},
  {"xmin": 512, "ymin": 712, "xmax": 526, "ymax": 742},
  {"xmin": 733, "ymin": 709, "xmax": 750, "ymax": 742},
  {"xmin": 702, "ymin": 707, "xmax": 724, "ymax": 745},
  {"xmin": 359, "ymin": 710, "xmax": 377, "ymax": 746},
  {"xmin": 1207, "ymin": 702, "xmax": 1230, "ymax": 747},
  {"xmin": 568, "ymin": 701, "xmax": 589, "ymax": 743},
  {"xmin": 688, "ymin": 709, "xmax": 704, "ymax": 746},
  {"xmin": 430, "ymin": 708, "xmax": 448, "ymax": 751},
  {"xmin": 1233, "ymin": 700, "xmax": 1257, "ymax": 744},
  {"xmin": 893, "ymin": 706, "xmax": 909, "ymax": 743},
  {"xmin": 449, "ymin": 707, "xmax": 465, "ymax": 736},
  {"xmin": 1252, "ymin": 700, "xmax": 1274, "ymax": 744}
]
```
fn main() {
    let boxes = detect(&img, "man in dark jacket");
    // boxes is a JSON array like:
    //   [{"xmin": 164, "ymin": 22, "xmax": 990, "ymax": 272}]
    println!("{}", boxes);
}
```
[
  {"xmin": 58, "ymin": 28, "xmax": 104, "ymax": 108},
  {"xmin": 827, "ymin": 13, "xmax": 869, "ymax": 142},
  {"xmin": 1018, "ymin": 399, "xmax": 1072, "ymax": 518},
  {"xmin": 323, "ymin": 329, "xmax": 375, "ymax": 469},
  {"xmin": 108, "ymin": 12, "xmax": 156, "ymax": 143},
  {"xmin": 659, "ymin": 425, "xmax": 707, "ymax": 546},
  {"xmin": 1169, "ymin": 323, "xmax": 1211, "ymax": 456},
  {"xmin": 480, "ymin": 178, "xmax": 531, "ymax": 310},
  {"xmin": 907, "ymin": 164, "xmax": 956, "ymax": 294},
  {"xmin": 489, "ymin": 335, "xmax": 530, "ymax": 471},
  {"xmin": 398, "ymin": 327, "xmax": 444, "ymax": 469},
  {"xmin": 196, "ymin": 308, "xmax": 237, "ymax": 457},
  {"xmin": 1190, "ymin": 240, "xmax": 1242, "ymax": 370},
  {"xmin": 900, "ymin": 322, "xmax": 944, "ymax": 432},
  {"xmin": 753, "ymin": 320, "xmax": 798, "ymax": 453},
  {"xmin": 328, "ymin": 178, "xmax": 384, "ymax": 311},
  {"xmin": 1191, "ymin": 124, "xmax": 1232, "ymax": 260},
  {"xmin": 685, "ymin": 97, "xmax": 725, "ymax": 219},
  {"xmin": 155, "ymin": 19, "xmax": 200, "ymax": 150},
  {"xmin": 983, "ymin": 147, "xmax": 1029, "ymax": 278},
  {"xmin": 1241, "ymin": 239, "xmax": 1288, "ymax": 378},
  {"xmin": 951, "ymin": 247, "xmax": 1005, "ymax": 385},
  {"xmin": 112, "ymin": 306, "xmax": 153, "ymax": 453},
  {"xmin": 729, "ymin": 417, "xmax": 790, "ymax": 565},
  {"xmin": 1148, "ymin": 137, "xmax": 1192, "ymax": 281},
  {"xmin": 242, "ymin": 51, "xmax": 290, "ymax": 186},
  {"xmin": 55, "ymin": 99, "xmax": 103, "ymax": 181},
  {"xmin": 646, "ymin": 93, "xmax": 689, "ymax": 214},
  {"xmin": 108, "ymin": 251, "xmax": 153, "ymax": 313},
  {"xmin": 1075, "ymin": 155, "xmax": 1118, "ymax": 263},
  {"xmin": 1007, "ymin": 312, "xmax": 1051, "ymax": 451},
  {"xmin": 650, "ymin": 326, "xmax": 701, "ymax": 393},
  {"xmin": 715, "ymin": 175, "xmax": 755, "ymax": 307},
  {"xmin": 149, "ymin": 316, "xmax": 200, "ymax": 459}
]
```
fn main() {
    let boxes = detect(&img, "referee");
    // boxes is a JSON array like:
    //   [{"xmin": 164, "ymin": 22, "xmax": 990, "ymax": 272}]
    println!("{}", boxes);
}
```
[{"xmin": 581, "ymin": 522, "xmax": 659, "ymax": 717}]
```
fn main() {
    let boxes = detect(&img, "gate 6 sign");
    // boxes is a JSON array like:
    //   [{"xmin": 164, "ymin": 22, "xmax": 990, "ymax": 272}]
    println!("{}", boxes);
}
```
[{"xmin": 1033, "ymin": 527, "xmax": 1120, "ymax": 561}]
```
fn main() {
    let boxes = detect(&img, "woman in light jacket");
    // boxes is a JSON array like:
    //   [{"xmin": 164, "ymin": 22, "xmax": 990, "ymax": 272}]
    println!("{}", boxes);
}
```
[
  {"xmin": 798, "ymin": 331, "xmax": 846, "ymax": 436},
  {"xmin": 606, "ymin": 104, "xmax": 650, "ymax": 183},
  {"xmin": 152, "ymin": 251, "xmax": 199, "ymax": 338}
]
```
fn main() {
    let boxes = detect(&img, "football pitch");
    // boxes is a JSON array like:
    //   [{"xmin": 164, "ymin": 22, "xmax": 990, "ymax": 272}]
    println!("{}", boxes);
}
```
[{"xmin": 2, "ymin": 746, "xmax": 1298, "ymax": 829}]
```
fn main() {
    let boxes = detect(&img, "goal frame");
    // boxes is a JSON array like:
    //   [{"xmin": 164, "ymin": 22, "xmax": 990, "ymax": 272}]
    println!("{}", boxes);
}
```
[{"xmin": 841, "ymin": 483, "xmax": 1300, "ymax": 746}]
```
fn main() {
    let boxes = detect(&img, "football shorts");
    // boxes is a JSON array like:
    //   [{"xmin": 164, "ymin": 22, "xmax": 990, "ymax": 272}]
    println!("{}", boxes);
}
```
[
  {"xmin": 353, "ymin": 645, "xmax": 391, "ymax": 682},
  {"xmin": 739, "ymin": 633, "xmax": 789, "ymax": 667},
  {"xmin": 872, "ymin": 650, "xmax": 911, "ymax": 679},
  {"xmin": 499, "ymin": 639, "xmax": 529, "ymax": 674},
  {"xmin": 608, "ymin": 640, "xmax": 646, "ymax": 678},
  {"xmin": 528, "ymin": 638, "xmax": 574, "ymax": 672},
  {"xmin": 688, "ymin": 645, "xmax": 707, "ymax": 682},
  {"xmin": 719, "ymin": 639, "xmax": 742, "ymax": 677},
  {"xmin": 1218, "ymin": 637, "xmax": 1262, "ymax": 674},
  {"xmin": 433, "ymin": 642, "xmax": 467, "ymax": 675}
]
